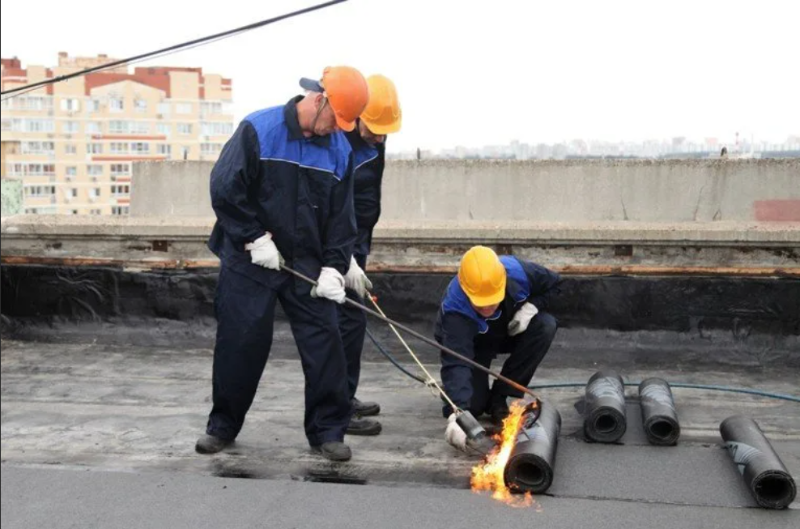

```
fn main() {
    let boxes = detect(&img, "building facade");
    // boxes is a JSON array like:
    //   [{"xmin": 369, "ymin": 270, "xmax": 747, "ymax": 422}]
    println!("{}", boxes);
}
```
[{"xmin": 1, "ymin": 53, "xmax": 234, "ymax": 215}]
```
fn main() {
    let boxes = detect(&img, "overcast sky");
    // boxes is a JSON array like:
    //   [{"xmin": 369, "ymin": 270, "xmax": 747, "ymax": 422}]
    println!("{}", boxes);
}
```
[{"xmin": 2, "ymin": 0, "xmax": 798, "ymax": 152}]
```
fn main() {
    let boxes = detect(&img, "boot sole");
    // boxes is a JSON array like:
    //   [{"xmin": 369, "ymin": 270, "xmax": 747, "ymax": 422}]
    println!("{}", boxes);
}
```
[{"xmin": 311, "ymin": 446, "xmax": 352, "ymax": 462}]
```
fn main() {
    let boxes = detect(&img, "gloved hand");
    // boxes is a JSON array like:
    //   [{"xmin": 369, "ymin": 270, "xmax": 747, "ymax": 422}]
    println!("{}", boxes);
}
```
[
  {"xmin": 311, "ymin": 267, "xmax": 347, "ymax": 304},
  {"xmin": 445, "ymin": 413, "xmax": 496, "ymax": 456},
  {"xmin": 245, "ymin": 232, "xmax": 283, "ymax": 271},
  {"xmin": 508, "ymin": 302, "xmax": 539, "ymax": 336},
  {"xmin": 344, "ymin": 256, "xmax": 373, "ymax": 298}
]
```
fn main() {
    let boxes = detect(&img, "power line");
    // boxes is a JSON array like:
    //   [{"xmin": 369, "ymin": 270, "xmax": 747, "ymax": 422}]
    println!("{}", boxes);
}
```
[{"xmin": 1, "ymin": 0, "xmax": 348, "ymax": 98}]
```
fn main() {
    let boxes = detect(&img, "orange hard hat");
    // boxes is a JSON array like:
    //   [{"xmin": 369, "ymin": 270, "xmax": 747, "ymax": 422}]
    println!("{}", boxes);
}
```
[
  {"xmin": 361, "ymin": 74, "xmax": 402, "ymax": 135},
  {"xmin": 300, "ymin": 66, "xmax": 369, "ymax": 132},
  {"xmin": 457, "ymin": 246, "xmax": 507, "ymax": 307}
]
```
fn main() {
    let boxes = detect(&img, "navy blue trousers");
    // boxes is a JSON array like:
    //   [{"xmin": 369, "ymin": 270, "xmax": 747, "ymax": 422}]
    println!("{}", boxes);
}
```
[
  {"xmin": 336, "ymin": 253, "xmax": 368, "ymax": 401},
  {"xmin": 206, "ymin": 266, "xmax": 351, "ymax": 447},
  {"xmin": 441, "ymin": 312, "xmax": 558, "ymax": 417}
]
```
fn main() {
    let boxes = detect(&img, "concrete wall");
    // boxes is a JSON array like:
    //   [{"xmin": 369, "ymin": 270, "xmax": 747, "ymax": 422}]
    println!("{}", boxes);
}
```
[
  {"xmin": 131, "ymin": 161, "xmax": 214, "ymax": 218},
  {"xmin": 1, "ymin": 179, "xmax": 23, "ymax": 216},
  {"xmin": 131, "ymin": 159, "xmax": 800, "ymax": 222}
]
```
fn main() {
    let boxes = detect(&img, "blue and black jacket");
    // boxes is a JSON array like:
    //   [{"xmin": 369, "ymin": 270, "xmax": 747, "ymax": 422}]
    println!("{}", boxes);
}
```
[
  {"xmin": 208, "ymin": 96, "xmax": 357, "ymax": 293},
  {"xmin": 345, "ymin": 128, "xmax": 385, "ymax": 257},
  {"xmin": 434, "ymin": 256, "xmax": 562, "ymax": 394}
]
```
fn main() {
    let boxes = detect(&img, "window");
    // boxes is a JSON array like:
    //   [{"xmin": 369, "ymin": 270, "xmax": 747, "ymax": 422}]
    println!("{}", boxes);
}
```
[
  {"xmin": 176, "ymin": 103, "xmax": 192, "ymax": 115},
  {"xmin": 131, "ymin": 142, "xmax": 150, "ymax": 154},
  {"xmin": 21, "ymin": 119, "xmax": 55, "ymax": 133},
  {"xmin": 64, "ymin": 144, "xmax": 77, "ymax": 155},
  {"xmin": 111, "ymin": 185, "xmax": 131, "ymax": 196},
  {"xmin": 21, "ymin": 142, "xmax": 55, "ymax": 155},
  {"xmin": 131, "ymin": 122, "xmax": 150, "ymax": 134},
  {"xmin": 86, "ymin": 122, "xmax": 102, "ymax": 134},
  {"xmin": 90, "ymin": 209, "xmax": 102, "ymax": 215},
  {"xmin": 181, "ymin": 146, "xmax": 190, "ymax": 160},
  {"xmin": 178, "ymin": 123, "xmax": 193, "ymax": 135},
  {"xmin": 200, "ymin": 102, "xmax": 223, "ymax": 116},
  {"xmin": 156, "ymin": 144, "xmax": 171, "ymax": 156},
  {"xmin": 201, "ymin": 122, "xmax": 234, "ymax": 137},
  {"xmin": 87, "ymin": 143, "xmax": 103, "ymax": 154},
  {"xmin": 11, "ymin": 164, "xmax": 56, "ymax": 176},
  {"xmin": 157, "ymin": 103, "xmax": 171, "ymax": 116},
  {"xmin": 65, "ymin": 166, "xmax": 78, "ymax": 177},
  {"xmin": 10, "ymin": 96, "xmax": 53, "ymax": 111},
  {"xmin": 1, "ymin": 118, "xmax": 12, "ymax": 131},
  {"xmin": 25, "ymin": 185, "xmax": 57, "ymax": 197},
  {"xmin": 71, "ymin": 188, "xmax": 79, "ymax": 198},
  {"xmin": 201, "ymin": 143, "xmax": 223, "ymax": 156},
  {"xmin": 89, "ymin": 187, "xmax": 102, "ymax": 199},
  {"xmin": 134, "ymin": 99, "xmax": 148, "ymax": 113},
  {"xmin": 110, "ymin": 163, "xmax": 130, "ymax": 176},
  {"xmin": 109, "ymin": 98, "xmax": 124, "ymax": 112},
  {"xmin": 157, "ymin": 123, "xmax": 171, "ymax": 135},
  {"xmin": 87, "ymin": 98, "xmax": 102, "ymax": 113},
  {"xmin": 63, "ymin": 121, "xmax": 80, "ymax": 134},
  {"xmin": 71, "ymin": 209, "xmax": 79, "ymax": 215},
  {"xmin": 110, "ymin": 142, "xmax": 129, "ymax": 154},
  {"xmin": 60, "ymin": 98, "xmax": 81, "ymax": 112},
  {"xmin": 87, "ymin": 165, "xmax": 104, "ymax": 176},
  {"xmin": 109, "ymin": 120, "xmax": 129, "ymax": 134},
  {"xmin": 112, "ymin": 206, "xmax": 130, "ymax": 216}
]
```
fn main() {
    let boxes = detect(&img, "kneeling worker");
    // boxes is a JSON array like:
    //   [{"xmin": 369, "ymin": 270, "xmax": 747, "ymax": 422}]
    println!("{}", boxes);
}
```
[{"xmin": 436, "ymin": 246, "xmax": 561, "ymax": 451}]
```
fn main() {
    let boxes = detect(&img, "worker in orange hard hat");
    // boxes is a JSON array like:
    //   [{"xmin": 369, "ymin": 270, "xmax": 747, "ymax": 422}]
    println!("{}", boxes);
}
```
[
  {"xmin": 435, "ymin": 247, "xmax": 562, "ymax": 451},
  {"xmin": 198, "ymin": 66, "xmax": 369, "ymax": 463},
  {"xmin": 335, "ymin": 74, "xmax": 402, "ymax": 437}
]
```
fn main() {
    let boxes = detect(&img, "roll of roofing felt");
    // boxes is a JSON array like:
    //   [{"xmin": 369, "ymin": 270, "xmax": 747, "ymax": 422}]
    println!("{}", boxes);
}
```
[
  {"xmin": 720, "ymin": 416, "xmax": 797, "ymax": 510},
  {"xmin": 638, "ymin": 378, "xmax": 681, "ymax": 446},
  {"xmin": 504, "ymin": 400, "xmax": 561, "ymax": 494},
  {"xmin": 583, "ymin": 370, "xmax": 627, "ymax": 443}
]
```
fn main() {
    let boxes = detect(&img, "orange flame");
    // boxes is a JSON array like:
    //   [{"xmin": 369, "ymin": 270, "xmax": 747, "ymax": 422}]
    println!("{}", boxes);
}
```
[{"xmin": 471, "ymin": 400, "xmax": 539, "ymax": 508}]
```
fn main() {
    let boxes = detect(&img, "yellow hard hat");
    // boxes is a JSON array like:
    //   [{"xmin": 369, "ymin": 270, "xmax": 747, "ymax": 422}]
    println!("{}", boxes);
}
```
[
  {"xmin": 457, "ymin": 246, "xmax": 506, "ymax": 307},
  {"xmin": 360, "ymin": 74, "xmax": 402, "ymax": 135}
]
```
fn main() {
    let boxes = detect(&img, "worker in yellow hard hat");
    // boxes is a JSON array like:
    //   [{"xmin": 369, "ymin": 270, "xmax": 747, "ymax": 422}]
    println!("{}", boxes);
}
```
[
  {"xmin": 435, "ymin": 247, "xmax": 562, "ymax": 449},
  {"xmin": 337, "ymin": 74, "xmax": 402, "ymax": 436}
]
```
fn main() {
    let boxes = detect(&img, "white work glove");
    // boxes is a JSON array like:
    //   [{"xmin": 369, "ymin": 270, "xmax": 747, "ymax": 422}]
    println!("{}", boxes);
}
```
[
  {"xmin": 244, "ymin": 232, "xmax": 283, "ymax": 271},
  {"xmin": 508, "ymin": 302, "xmax": 539, "ymax": 336},
  {"xmin": 311, "ymin": 267, "xmax": 347, "ymax": 304},
  {"xmin": 445, "ymin": 413, "xmax": 469, "ymax": 453},
  {"xmin": 344, "ymin": 256, "xmax": 373, "ymax": 298}
]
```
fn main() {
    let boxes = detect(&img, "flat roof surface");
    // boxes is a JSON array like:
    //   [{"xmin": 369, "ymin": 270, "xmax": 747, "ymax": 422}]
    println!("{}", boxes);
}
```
[{"xmin": 2, "ymin": 325, "xmax": 799, "ymax": 526}]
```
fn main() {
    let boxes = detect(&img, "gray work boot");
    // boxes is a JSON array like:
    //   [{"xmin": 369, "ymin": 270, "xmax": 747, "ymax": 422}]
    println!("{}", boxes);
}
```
[
  {"xmin": 346, "ymin": 417, "xmax": 382, "ymax": 436},
  {"xmin": 195, "ymin": 434, "xmax": 233, "ymax": 454},
  {"xmin": 311, "ymin": 441, "xmax": 352, "ymax": 462},
  {"xmin": 352, "ymin": 397, "xmax": 380, "ymax": 417}
]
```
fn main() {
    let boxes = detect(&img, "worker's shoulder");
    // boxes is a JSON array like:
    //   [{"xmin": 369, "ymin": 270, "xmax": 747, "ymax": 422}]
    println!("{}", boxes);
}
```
[{"xmin": 242, "ymin": 105, "xmax": 285, "ymax": 138}]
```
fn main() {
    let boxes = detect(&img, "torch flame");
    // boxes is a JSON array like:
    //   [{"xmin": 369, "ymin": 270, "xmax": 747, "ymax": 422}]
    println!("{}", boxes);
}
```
[{"xmin": 470, "ymin": 400, "xmax": 539, "ymax": 508}]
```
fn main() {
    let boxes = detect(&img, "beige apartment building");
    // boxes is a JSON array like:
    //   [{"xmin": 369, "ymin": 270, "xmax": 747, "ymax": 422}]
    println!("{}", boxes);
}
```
[{"xmin": 1, "ymin": 53, "xmax": 234, "ymax": 215}]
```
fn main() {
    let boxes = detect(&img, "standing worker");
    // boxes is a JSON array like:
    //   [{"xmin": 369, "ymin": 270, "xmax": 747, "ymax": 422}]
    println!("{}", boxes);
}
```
[
  {"xmin": 196, "ymin": 67, "xmax": 369, "ymax": 462},
  {"xmin": 435, "ymin": 247, "xmax": 562, "ymax": 448},
  {"xmin": 338, "ymin": 75, "xmax": 402, "ymax": 436}
]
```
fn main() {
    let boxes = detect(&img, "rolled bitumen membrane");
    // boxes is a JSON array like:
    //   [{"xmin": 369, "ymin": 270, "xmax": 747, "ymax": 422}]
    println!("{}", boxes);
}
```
[
  {"xmin": 638, "ymin": 378, "xmax": 681, "ymax": 446},
  {"xmin": 584, "ymin": 370, "xmax": 627, "ymax": 443},
  {"xmin": 720, "ymin": 415, "xmax": 797, "ymax": 509},
  {"xmin": 504, "ymin": 400, "xmax": 561, "ymax": 494}
]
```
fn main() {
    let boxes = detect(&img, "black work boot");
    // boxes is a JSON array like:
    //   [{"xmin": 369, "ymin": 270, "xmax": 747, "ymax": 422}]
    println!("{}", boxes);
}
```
[
  {"xmin": 346, "ymin": 417, "xmax": 382, "ymax": 436},
  {"xmin": 489, "ymin": 397, "xmax": 511, "ymax": 426},
  {"xmin": 311, "ymin": 441, "xmax": 352, "ymax": 462},
  {"xmin": 352, "ymin": 397, "xmax": 380, "ymax": 417},
  {"xmin": 195, "ymin": 434, "xmax": 233, "ymax": 454}
]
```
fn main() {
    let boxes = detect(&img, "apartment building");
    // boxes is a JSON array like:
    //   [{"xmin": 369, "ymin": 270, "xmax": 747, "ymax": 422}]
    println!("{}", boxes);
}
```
[{"xmin": 1, "ymin": 53, "xmax": 234, "ymax": 215}]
